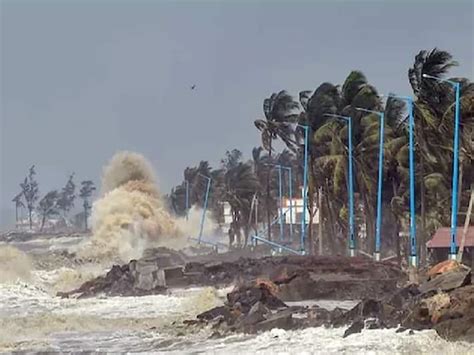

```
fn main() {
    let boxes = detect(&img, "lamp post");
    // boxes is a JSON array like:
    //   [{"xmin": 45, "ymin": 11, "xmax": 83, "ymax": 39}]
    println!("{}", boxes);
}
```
[
  {"xmin": 197, "ymin": 173, "xmax": 211, "ymax": 244},
  {"xmin": 386, "ymin": 94, "xmax": 417, "ymax": 267},
  {"xmin": 324, "ymin": 114, "xmax": 356, "ymax": 257},
  {"xmin": 422, "ymin": 74, "xmax": 461, "ymax": 260},
  {"xmin": 355, "ymin": 107, "xmax": 385, "ymax": 261},
  {"xmin": 296, "ymin": 124, "xmax": 309, "ymax": 255}
]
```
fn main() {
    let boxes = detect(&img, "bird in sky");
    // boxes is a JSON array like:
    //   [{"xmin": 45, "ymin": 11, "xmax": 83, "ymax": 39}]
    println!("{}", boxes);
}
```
[{"xmin": 190, "ymin": 84, "xmax": 196, "ymax": 90}]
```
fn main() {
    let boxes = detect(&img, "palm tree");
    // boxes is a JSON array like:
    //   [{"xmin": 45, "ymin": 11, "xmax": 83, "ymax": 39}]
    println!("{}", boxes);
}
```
[
  {"xmin": 408, "ymin": 48, "xmax": 473, "ymax": 262},
  {"xmin": 298, "ymin": 82, "xmax": 341, "ymax": 253},
  {"xmin": 12, "ymin": 192, "xmax": 25, "ymax": 225},
  {"xmin": 79, "ymin": 180, "xmax": 96, "ymax": 231},
  {"xmin": 38, "ymin": 190, "xmax": 59, "ymax": 231},
  {"xmin": 308, "ymin": 71, "xmax": 406, "ymax": 255},
  {"xmin": 255, "ymin": 90, "xmax": 299, "ymax": 241},
  {"xmin": 221, "ymin": 162, "xmax": 259, "ymax": 248}
]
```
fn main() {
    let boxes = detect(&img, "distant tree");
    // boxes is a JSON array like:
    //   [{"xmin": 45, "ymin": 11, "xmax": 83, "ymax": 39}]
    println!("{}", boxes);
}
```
[
  {"xmin": 221, "ymin": 149, "xmax": 243, "ymax": 170},
  {"xmin": 38, "ymin": 190, "xmax": 59, "ymax": 231},
  {"xmin": 79, "ymin": 180, "xmax": 96, "ymax": 231},
  {"xmin": 20, "ymin": 165, "xmax": 40, "ymax": 229},
  {"xmin": 57, "ymin": 173, "xmax": 76, "ymax": 222},
  {"xmin": 12, "ymin": 192, "xmax": 25, "ymax": 224}
]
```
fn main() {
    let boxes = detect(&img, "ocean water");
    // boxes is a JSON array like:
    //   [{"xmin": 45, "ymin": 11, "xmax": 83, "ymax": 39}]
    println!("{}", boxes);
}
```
[{"xmin": 0, "ymin": 236, "xmax": 472, "ymax": 354}]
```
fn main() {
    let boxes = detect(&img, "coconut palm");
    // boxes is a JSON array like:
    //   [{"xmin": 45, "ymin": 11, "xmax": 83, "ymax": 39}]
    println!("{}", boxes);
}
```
[
  {"xmin": 408, "ymin": 48, "xmax": 474, "ymax": 261},
  {"xmin": 255, "ymin": 90, "xmax": 299, "ymax": 241},
  {"xmin": 221, "ymin": 162, "xmax": 260, "ymax": 247},
  {"xmin": 12, "ymin": 192, "xmax": 25, "ymax": 225}
]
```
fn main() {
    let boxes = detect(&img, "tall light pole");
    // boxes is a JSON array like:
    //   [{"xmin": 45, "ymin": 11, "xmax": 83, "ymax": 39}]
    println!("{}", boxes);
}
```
[
  {"xmin": 324, "ymin": 114, "xmax": 356, "ymax": 257},
  {"xmin": 356, "ymin": 107, "xmax": 385, "ymax": 261},
  {"xmin": 197, "ymin": 173, "xmax": 212, "ymax": 244},
  {"xmin": 387, "ymin": 94, "xmax": 417, "ymax": 267},
  {"xmin": 297, "ymin": 124, "xmax": 309, "ymax": 255},
  {"xmin": 422, "ymin": 74, "xmax": 461, "ymax": 260}
]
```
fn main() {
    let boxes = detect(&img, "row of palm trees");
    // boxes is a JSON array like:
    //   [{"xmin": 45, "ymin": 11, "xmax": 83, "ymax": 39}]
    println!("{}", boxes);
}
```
[{"xmin": 169, "ymin": 48, "xmax": 473, "ymax": 261}]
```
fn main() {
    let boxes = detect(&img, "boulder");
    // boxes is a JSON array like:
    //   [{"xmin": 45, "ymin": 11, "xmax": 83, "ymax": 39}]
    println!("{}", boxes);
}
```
[
  {"xmin": 129, "ymin": 259, "xmax": 166, "ymax": 290},
  {"xmin": 197, "ymin": 306, "xmax": 234, "ymax": 323},
  {"xmin": 250, "ymin": 312, "xmax": 293, "ymax": 333},
  {"xmin": 227, "ymin": 280, "xmax": 287, "ymax": 313},
  {"xmin": 419, "ymin": 267, "xmax": 471, "ymax": 294}
]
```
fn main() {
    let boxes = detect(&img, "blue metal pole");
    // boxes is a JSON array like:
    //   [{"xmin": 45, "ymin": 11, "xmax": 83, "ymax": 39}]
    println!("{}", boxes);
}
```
[
  {"xmin": 347, "ymin": 117, "xmax": 356, "ymax": 256},
  {"xmin": 198, "ymin": 176, "xmax": 211, "ymax": 244},
  {"xmin": 300, "ymin": 125, "xmax": 309, "ymax": 254},
  {"xmin": 407, "ymin": 98, "xmax": 417, "ymax": 266},
  {"xmin": 375, "ymin": 113, "xmax": 385, "ymax": 260},
  {"xmin": 185, "ymin": 180, "xmax": 189, "ymax": 221},
  {"xmin": 278, "ymin": 165, "xmax": 283, "ymax": 241},
  {"xmin": 422, "ymin": 75, "xmax": 461, "ymax": 260},
  {"xmin": 450, "ymin": 83, "xmax": 461, "ymax": 258},
  {"xmin": 288, "ymin": 167, "xmax": 294, "ymax": 241}
]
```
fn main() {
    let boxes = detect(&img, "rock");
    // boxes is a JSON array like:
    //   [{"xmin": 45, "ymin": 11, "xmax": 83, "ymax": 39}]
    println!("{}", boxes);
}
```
[
  {"xmin": 197, "ymin": 306, "xmax": 234, "ymax": 322},
  {"xmin": 129, "ymin": 259, "xmax": 166, "ymax": 290},
  {"xmin": 343, "ymin": 320, "xmax": 364, "ymax": 337},
  {"xmin": 251, "ymin": 312, "xmax": 293, "ymax": 333},
  {"xmin": 209, "ymin": 331, "xmax": 222, "ymax": 339},
  {"xmin": 386, "ymin": 284, "xmax": 420, "ymax": 308},
  {"xmin": 432, "ymin": 285, "xmax": 474, "ymax": 342},
  {"xmin": 419, "ymin": 267, "xmax": 471, "ymax": 294},
  {"xmin": 426, "ymin": 260, "xmax": 461, "ymax": 277},
  {"xmin": 164, "ymin": 267, "xmax": 184, "ymax": 281},
  {"xmin": 249, "ymin": 300, "xmax": 270, "ymax": 314},
  {"xmin": 332, "ymin": 299, "xmax": 383, "ymax": 327},
  {"xmin": 227, "ymin": 280, "xmax": 287, "ymax": 313}
]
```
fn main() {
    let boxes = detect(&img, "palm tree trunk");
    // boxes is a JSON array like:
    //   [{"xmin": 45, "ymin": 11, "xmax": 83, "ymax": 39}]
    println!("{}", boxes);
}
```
[
  {"xmin": 28, "ymin": 208, "xmax": 33, "ymax": 230},
  {"xmin": 318, "ymin": 187, "xmax": 323, "ymax": 255},
  {"xmin": 40, "ymin": 214, "xmax": 46, "ymax": 232},
  {"xmin": 362, "ymin": 192, "xmax": 375, "ymax": 254},
  {"xmin": 392, "ymin": 180, "xmax": 402, "ymax": 266},
  {"xmin": 307, "ymin": 158, "xmax": 315, "ymax": 254},
  {"xmin": 84, "ymin": 203, "xmax": 88, "ymax": 232},
  {"xmin": 266, "ymin": 142, "xmax": 273, "ymax": 241},
  {"xmin": 458, "ymin": 184, "xmax": 474, "ymax": 262},
  {"xmin": 323, "ymin": 179, "xmax": 337, "ymax": 253},
  {"xmin": 420, "ymin": 154, "xmax": 427, "ymax": 265}
]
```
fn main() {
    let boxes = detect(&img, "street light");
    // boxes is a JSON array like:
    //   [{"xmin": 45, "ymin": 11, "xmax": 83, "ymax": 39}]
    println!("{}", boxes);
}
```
[
  {"xmin": 296, "ymin": 124, "xmax": 309, "ymax": 255},
  {"xmin": 324, "ymin": 113, "xmax": 356, "ymax": 257},
  {"xmin": 386, "ymin": 94, "xmax": 417, "ymax": 267},
  {"xmin": 422, "ymin": 74, "xmax": 461, "ymax": 260},
  {"xmin": 197, "ymin": 173, "xmax": 212, "ymax": 244},
  {"xmin": 355, "ymin": 107, "xmax": 385, "ymax": 261}
]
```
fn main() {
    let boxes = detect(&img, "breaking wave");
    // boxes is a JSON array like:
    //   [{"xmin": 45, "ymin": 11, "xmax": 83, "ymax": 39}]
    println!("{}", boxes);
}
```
[{"xmin": 0, "ymin": 245, "xmax": 32, "ymax": 283}]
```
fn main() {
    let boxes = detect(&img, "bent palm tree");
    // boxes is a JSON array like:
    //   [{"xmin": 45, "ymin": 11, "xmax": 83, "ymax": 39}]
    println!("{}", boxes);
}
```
[{"xmin": 255, "ymin": 90, "xmax": 299, "ymax": 241}]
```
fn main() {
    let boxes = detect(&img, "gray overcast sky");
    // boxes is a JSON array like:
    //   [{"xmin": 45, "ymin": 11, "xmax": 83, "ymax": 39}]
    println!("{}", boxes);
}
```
[{"xmin": 1, "ymin": 0, "xmax": 473, "ymax": 227}]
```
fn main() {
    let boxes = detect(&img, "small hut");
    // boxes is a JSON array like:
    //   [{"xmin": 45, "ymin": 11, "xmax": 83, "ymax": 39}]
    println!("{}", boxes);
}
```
[{"xmin": 427, "ymin": 226, "xmax": 474, "ymax": 266}]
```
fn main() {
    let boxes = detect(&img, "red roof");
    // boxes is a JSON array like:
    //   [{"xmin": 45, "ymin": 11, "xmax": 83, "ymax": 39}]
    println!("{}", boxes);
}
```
[{"xmin": 427, "ymin": 226, "xmax": 474, "ymax": 248}]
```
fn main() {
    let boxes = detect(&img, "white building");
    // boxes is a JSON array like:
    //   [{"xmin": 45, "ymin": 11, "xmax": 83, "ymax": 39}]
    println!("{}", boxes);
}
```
[
  {"xmin": 222, "ymin": 187, "xmax": 319, "ymax": 230},
  {"xmin": 278, "ymin": 188, "xmax": 319, "ymax": 225}
]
